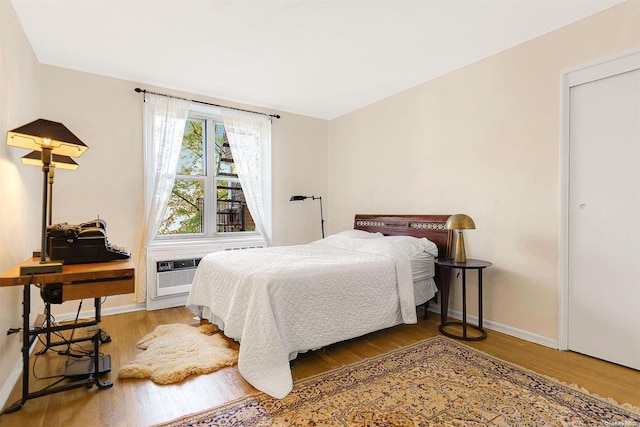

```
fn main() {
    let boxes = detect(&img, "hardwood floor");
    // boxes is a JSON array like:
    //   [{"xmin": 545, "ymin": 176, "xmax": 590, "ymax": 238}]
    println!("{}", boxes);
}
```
[{"xmin": 2, "ymin": 307, "xmax": 638, "ymax": 426}]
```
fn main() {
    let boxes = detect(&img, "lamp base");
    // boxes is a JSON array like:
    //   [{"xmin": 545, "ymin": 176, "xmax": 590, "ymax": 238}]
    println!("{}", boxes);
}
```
[
  {"xmin": 20, "ymin": 260, "xmax": 63, "ymax": 275},
  {"xmin": 454, "ymin": 231, "xmax": 467, "ymax": 263}
]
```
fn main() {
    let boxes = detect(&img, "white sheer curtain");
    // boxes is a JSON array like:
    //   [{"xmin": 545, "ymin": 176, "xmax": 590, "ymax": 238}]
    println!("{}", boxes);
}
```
[
  {"xmin": 135, "ymin": 93, "xmax": 190, "ymax": 303},
  {"xmin": 221, "ymin": 109, "xmax": 272, "ymax": 244}
]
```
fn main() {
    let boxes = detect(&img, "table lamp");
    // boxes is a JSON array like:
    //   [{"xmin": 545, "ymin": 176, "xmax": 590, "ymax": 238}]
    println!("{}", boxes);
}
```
[
  {"xmin": 445, "ymin": 214, "xmax": 475, "ymax": 263},
  {"xmin": 7, "ymin": 119, "xmax": 88, "ymax": 274},
  {"xmin": 290, "ymin": 195, "xmax": 324, "ymax": 238}
]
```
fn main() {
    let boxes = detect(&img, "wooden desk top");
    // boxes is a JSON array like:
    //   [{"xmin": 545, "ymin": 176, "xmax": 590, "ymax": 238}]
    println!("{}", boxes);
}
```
[{"xmin": 0, "ymin": 259, "xmax": 135, "ymax": 287}]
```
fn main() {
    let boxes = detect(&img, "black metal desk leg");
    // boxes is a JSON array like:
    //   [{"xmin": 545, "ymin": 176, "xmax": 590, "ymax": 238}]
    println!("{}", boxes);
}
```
[
  {"xmin": 3, "ymin": 284, "xmax": 31, "ymax": 414},
  {"xmin": 93, "ymin": 298, "xmax": 112, "ymax": 389},
  {"xmin": 37, "ymin": 302, "xmax": 50, "ymax": 354},
  {"xmin": 93, "ymin": 329, "xmax": 112, "ymax": 389}
]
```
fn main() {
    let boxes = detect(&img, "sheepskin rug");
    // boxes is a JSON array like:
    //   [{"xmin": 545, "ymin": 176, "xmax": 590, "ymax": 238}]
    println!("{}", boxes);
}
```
[{"xmin": 118, "ymin": 323, "xmax": 238, "ymax": 384}]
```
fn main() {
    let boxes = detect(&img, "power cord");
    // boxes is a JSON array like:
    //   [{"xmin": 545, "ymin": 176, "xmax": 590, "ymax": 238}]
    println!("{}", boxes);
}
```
[
  {"xmin": 24, "ymin": 299, "xmax": 111, "ymax": 389},
  {"xmin": 58, "ymin": 300, "xmax": 86, "ymax": 358}
]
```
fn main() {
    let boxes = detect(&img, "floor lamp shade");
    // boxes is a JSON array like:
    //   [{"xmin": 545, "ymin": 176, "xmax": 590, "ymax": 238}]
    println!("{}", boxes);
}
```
[
  {"xmin": 6, "ymin": 118, "xmax": 87, "ymax": 275},
  {"xmin": 445, "ymin": 214, "xmax": 476, "ymax": 263},
  {"xmin": 7, "ymin": 119, "xmax": 88, "ymax": 157},
  {"xmin": 21, "ymin": 150, "xmax": 79, "ymax": 170}
]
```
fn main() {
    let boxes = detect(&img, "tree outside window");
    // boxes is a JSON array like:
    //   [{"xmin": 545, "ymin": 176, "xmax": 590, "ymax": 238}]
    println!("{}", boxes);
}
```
[{"xmin": 157, "ymin": 117, "xmax": 255, "ymax": 237}]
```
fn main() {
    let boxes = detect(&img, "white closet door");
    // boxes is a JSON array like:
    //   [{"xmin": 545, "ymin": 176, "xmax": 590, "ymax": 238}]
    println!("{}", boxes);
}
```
[{"xmin": 568, "ymin": 64, "xmax": 640, "ymax": 370}]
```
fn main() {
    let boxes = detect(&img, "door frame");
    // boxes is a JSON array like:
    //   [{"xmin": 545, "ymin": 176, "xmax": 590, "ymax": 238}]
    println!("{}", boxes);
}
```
[{"xmin": 558, "ymin": 48, "xmax": 640, "ymax": 350}]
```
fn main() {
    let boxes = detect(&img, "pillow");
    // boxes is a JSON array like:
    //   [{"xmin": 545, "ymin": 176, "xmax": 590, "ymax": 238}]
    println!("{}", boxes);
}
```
[
  {"xmin": 333, "ymin": 229, "xmax": 384, "ymax": 239},
  {"xmin": 381, "ymin": 236, "xmax": 437, "ymax": 282},
  {"xmin": 357, "ymin": 235, "xmax": 437, "ymax": 282},
  {"xmin": 381, "ymin": 235, "xmax": 438, "ymax": 258},
  {"xmin": 312, "ymin": 229, "xmax": 383, "ymax": 250}
]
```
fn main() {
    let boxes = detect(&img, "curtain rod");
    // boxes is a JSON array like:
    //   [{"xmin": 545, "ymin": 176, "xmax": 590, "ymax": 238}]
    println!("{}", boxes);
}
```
[{"xmin": 134, "ymin": 88, "xmax": 281, "ymax": 119}]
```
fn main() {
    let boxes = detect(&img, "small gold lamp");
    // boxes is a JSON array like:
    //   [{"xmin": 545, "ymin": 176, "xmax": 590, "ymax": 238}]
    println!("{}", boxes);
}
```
[{"xmin": 445, "ymin": 214, "xmax": 476, "ymax": 263}]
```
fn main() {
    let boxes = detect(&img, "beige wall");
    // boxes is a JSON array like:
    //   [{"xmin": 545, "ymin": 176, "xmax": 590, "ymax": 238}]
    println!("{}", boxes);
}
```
[
  {"xmin": 0, "ymin": 0, "xmax": 42, "ymax": 406},
  {"xmin": 327, "ymin": 0, "xmax": 640, "ymax": 343}
]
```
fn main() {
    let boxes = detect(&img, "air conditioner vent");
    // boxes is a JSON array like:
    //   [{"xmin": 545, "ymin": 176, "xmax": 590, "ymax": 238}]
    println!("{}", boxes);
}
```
[
  {"xmin": 156, "ymin": 258, "xmax": 201, "ymax": 273},
  {"xmin": 224, "ymin": 245, "xmax": 264, "ymax": 251},
  {"xmin": 155, "ymin": 258, "xmax": 201, "ymax": 296}
]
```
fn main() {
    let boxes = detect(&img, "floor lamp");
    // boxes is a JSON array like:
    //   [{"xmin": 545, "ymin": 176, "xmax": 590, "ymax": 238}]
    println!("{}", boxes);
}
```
[
  {"xmin": 21, "ymin": 151, "xmax": 79, "ymax": 227},
  {"xmin": 290, "ymin": 195, "xmax": 325, "ymax": 238},
  {"xmin": 7, "ymin": 119, "xmax": 88, "ymax": 275}
]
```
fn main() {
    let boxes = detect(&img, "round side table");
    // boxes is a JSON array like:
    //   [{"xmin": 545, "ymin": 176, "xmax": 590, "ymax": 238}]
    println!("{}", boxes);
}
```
[{"xmin": 435, "ymin": 258, "xmax": 492, "ymax": 341}]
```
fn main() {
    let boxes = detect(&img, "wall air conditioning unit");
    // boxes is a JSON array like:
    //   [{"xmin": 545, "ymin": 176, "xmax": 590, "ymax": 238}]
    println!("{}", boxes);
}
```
[
  {"xmin": 156, "ymin": 258, "xmax": 201, "ymax": 297},
  {"xmin": 146, "ymin": 240, "xmax": 266, "ymax": 311}
]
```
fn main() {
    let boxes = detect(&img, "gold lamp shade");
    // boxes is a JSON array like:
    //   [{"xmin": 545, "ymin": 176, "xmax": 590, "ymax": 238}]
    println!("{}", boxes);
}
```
[
  {"xmin": 7, "ymin": 118, "xmax": 88, "ymax": 157},
  {"xmin": 446, "ymin": 214, "xmax": 476, "ymax": 263}
]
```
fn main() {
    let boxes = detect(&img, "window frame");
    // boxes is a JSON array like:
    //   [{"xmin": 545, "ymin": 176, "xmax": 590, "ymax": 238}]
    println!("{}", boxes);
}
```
[{"xmin": 154, "ymin": 109, "xmax": 262, "ymax": 242}]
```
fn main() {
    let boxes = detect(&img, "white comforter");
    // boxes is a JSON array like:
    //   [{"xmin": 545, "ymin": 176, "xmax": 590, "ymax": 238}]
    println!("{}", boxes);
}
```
[{"xmin": 186, "ymin": 233, "xmax": 438, "ymax": 398}]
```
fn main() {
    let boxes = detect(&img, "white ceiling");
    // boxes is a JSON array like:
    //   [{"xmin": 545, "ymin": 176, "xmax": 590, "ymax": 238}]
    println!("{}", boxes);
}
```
[{"xmin": 11, "ymin": 0, "xmax": 624, "ymax": 120}]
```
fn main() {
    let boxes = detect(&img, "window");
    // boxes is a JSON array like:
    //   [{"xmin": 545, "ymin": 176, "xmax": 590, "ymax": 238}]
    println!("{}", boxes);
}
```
[{"xmin": 156, "ymin": 114, "xmax": 256, "ymax": 238}]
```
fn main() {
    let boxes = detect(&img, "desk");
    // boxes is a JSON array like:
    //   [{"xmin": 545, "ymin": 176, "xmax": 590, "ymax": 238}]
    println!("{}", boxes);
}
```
[
  {"xmin": 435, "ymin": 258, "xmax": 492, "ymax": 341},
  {"xmin": 0, "ymin": 259, "xmax": 134, "ymax": 413}
]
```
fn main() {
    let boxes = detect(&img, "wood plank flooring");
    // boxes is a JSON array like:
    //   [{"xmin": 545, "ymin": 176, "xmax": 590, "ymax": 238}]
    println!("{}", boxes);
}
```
[{"xmin": 2, "ymin": 307, "xmax": 638, "ymax": 426}]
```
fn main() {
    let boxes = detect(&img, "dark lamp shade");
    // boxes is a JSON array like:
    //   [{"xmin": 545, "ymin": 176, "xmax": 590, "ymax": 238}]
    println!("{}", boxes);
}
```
[
  {"xmin": 445, "ymin": 214, "xmax": 476, "ymax": 230},
  {"xmin": 7, "ymin": 118, "xmax": 88, "ymax": 157},
  {"xmin": 21, "ymin": 150, "xmax": 79, "ymax": 170}
]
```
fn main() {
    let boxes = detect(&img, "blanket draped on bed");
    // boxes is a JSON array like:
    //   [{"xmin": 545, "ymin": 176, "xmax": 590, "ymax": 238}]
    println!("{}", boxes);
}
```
[{"xmin": 186, "ymin": 234, "xmax": 437, "ymax": 398}]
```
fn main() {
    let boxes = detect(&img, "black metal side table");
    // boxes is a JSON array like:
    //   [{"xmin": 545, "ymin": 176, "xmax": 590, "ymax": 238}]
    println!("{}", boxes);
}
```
[{"xmin": 435, "ymin": 258, "xmax": 492, "ymax": 341}]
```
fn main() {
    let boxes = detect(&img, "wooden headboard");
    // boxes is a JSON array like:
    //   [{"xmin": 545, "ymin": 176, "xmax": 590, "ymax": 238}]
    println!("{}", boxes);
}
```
[{"xmin": 354, "ymin": 214, "xmax": 453, "ymax": 260}]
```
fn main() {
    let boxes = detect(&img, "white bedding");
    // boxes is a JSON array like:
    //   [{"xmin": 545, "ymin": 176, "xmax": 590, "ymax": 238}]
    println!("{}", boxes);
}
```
[{"xmin": 186, "ymin": 232, "xmax": 438, "ymax": 398}]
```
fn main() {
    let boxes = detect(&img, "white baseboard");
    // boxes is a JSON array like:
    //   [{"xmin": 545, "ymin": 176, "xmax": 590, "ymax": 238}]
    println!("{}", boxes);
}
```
[
  {"xmin": 428, "ymin": 304, "xmax": 558, "ymax": 349},
  {"xmin": 54, "ymin": 302, "xmax": 147, "ymax": 323},
  {"xmin": 146, "ymin": 294, "xmax": 189, "ymax": 311},
  {"xmin": 0, "ymin": 338, "xmax": 38, "ymax": 413}
]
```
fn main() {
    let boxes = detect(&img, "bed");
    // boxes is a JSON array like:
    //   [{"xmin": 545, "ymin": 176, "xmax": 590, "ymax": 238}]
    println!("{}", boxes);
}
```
[{"xmin": 186, "ymin": 214, "xmax": 453, "ymax": 398}]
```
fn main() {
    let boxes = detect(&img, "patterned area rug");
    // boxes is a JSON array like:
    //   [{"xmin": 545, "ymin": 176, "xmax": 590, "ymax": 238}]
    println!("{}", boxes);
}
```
[{"xmin": 160, "ymin": 336, "xmax": 639, "ymax": 426}]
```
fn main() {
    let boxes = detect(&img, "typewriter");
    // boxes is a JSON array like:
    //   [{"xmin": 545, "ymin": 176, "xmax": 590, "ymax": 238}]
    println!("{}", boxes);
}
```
[{"xmin": 47, "ymin": 218, "xmax": 131, "ymax": 264}]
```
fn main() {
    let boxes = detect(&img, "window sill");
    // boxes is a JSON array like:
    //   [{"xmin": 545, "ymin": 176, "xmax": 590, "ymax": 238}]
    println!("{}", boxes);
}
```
[{"xmin": 149, "ymin": 234, "xmax": 267, "ymax": 252}]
